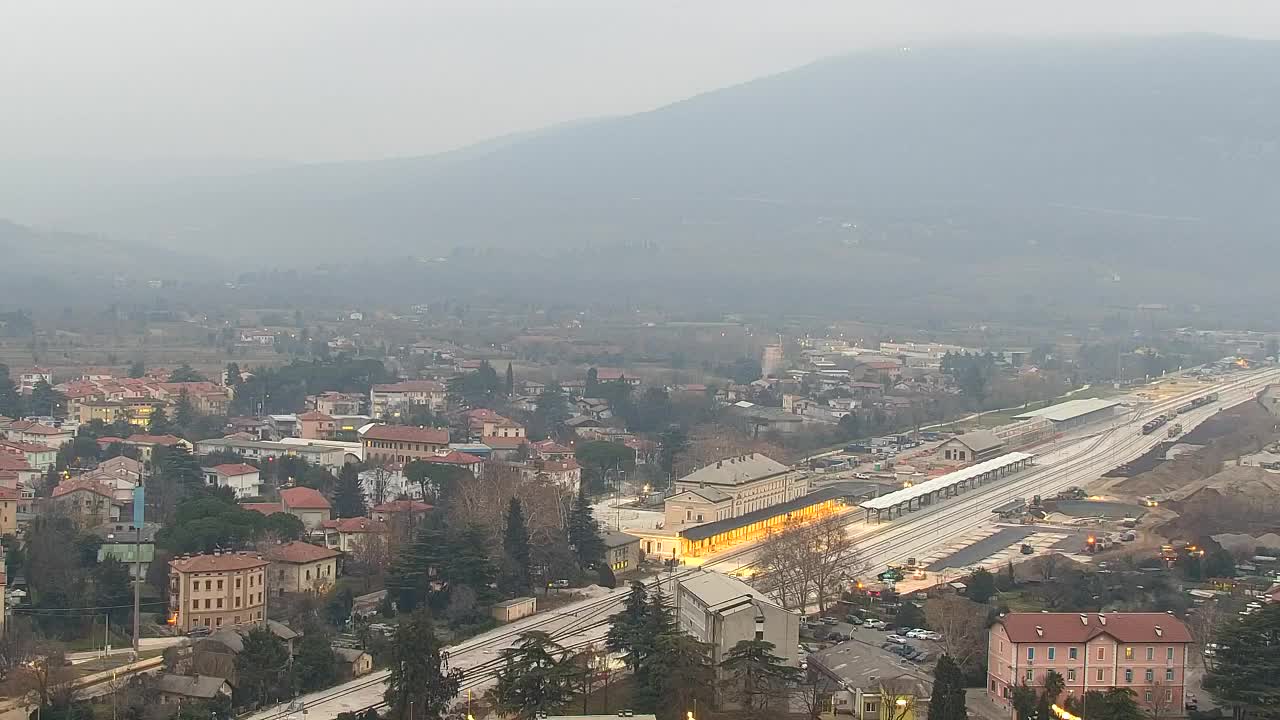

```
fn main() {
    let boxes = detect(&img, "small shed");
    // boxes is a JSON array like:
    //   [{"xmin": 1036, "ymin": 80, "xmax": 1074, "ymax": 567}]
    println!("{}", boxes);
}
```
[
  {"xmin": 154, "ymin": 674, "xmax": 233, "ymax": 705},
  {"xmin": 491, "ymin": 596, "xmax": 537, "ymax": 624},
  {"xmin": 333, "ymin": 646, "xmax": 374, "ymax": 680}
]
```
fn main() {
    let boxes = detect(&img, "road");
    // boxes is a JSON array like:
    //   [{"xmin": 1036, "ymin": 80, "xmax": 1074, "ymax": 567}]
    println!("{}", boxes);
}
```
[{"xmin": 246, "ymin": 367, "xmax": 1279, "ymax": 720}]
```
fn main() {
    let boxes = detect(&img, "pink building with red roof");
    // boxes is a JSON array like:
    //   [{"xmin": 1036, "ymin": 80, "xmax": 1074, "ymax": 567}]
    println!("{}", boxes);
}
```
[{"xmin": 987, "ymin": 612, "xmax": 1193, "ymax": 717}]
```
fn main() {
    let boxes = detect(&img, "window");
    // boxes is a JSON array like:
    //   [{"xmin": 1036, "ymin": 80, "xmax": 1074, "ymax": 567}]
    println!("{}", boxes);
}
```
[
  {"xmin": 1145, "ymin": 691, "xmax": 1153, "ymax": 702},
  {"xmin": 1146, "ymin": 647, "xmax": 1154, "ymax": 661},
  {"xmin": 215, "ymin": 617, "xmax": 223, "ymax": 627},
  {"xmin": 306, "ymin": 570, "xmax": 311, "ymax": 581},
  {"xmin": 204, "ymin": 599, "xmax": 211, "ymax": 609},
  {"xmin": 1097, "ymin": 647, "xmax": 1105, "ymax": 661},
  {"xmin": 279, "ymin": 570, "xmax": 285, "ymax": 579},
  {"xmin": 696, "ymin": 514, "xmax": 703, "ymax": 522},
  {"xmin": 1028, "ymin": 647, "xmax": 1035, "ymax": 661},
  {"xmin": 204, "ymin": 580, "xmax": 212, "ymax": 591},
  {"xmin": 1125, "ymin": 646, "xmax": 1134, "ymax": 660},
  {"xmin": 256, "ymin": 611, "xmax": 262, "ymax": 620},
  {"xmin": 234, "ymin": 616, "xmax": 240, "ymax": 624},
  {"xmin": 1166, "ymin": 690, "xmax": 1173, "ymax": 702},
  {"xmin": 203, "ymin": 618, "xmax": 210, "ymax": 627},
  {"xmin": 1166, "ymin": 669, "xmax": 1175, "ymax": 682},
  {"xmin": 1048, "ymin": 647, "xmax": 1056, "ymax": 661},
  {"xmin": 1067, "ymin": 669, "xmax": 1076, "ymax": 682},
  {"xmin": 1026, "ymin": 669, "xmax": 1034, "ymax": 682},
  {"xmin": 192, "ymin": 600, "xmax": 198, "ymax": 610},
  {"xmin": 1167, "ymin": 647, "xmax": 1175, "ymax": 661},
  {"xmin": 864, "ymin": 702, "xmax": 879, "ymax": 715},
  {"xmin": 216, "ymin": 598, "xmax": 223, "ymax": 609},
  {"xmin": 1000, "ymin": 640, "xmax": 1005, "ymax": 653},
  {"xmin": 217, "ymin": 580, "xmax": 224, "ymax": 590},
  {"xmin": 1124, "ymin": 669, "xmax": 1133, "ymax": 683},
  {"xmin": 235, "ymin": 597, "xmax": 241, "ymax": 608},
  {"xmin": 1145, "ymin": 669, "xmax": 1154, "ymax": 682},
  {"xmin": 1096, "ymin": 669, "xmax": 1104, "ymax": 682},
  {"xmin": 236, "ymin": 578, "xmax": 242, "ymax": 589},
  {"xmin": 1069, "ymin": 647, "xmax": 1078, "ymax": 660}
]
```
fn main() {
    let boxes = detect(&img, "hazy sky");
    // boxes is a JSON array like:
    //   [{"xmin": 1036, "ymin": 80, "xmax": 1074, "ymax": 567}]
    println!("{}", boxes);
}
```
[{"xmin": 4, "ymin": 1, "xmax": 1280, "ymax": 168}]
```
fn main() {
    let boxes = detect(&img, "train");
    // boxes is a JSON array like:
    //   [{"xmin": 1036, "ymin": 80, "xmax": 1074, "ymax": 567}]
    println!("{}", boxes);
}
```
[
  {"xmin": 1141, "ymin": 415, "xmax": 1169, "ymax": 435},
  {"xmin": 1174, "ymin": 392, "xmax": 1220, "ymax": 416}
]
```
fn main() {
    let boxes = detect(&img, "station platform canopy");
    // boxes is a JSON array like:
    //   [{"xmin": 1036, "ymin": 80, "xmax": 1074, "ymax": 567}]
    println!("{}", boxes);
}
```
[{"xmin": 859, "ymin": 451, "xmax": 1033, "ymax": 511}]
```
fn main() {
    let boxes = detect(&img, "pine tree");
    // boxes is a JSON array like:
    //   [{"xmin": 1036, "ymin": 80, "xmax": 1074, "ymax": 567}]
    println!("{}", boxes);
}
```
[
  {"xmin": 651, "ymin": 632, "xmax": 714, "ymax": 720},
  {"xmin": 383, "ymin": 609, "xmax": 462, "ymax": 720},
  {"xmin": 225, "ymin": 362, "xmax": 241, "ymax": 386},
  {"xmin": 505, "ymin": 362, "xmax": 515, "ymax": 398},
  {"xmin": 632, "ymin": 587, "xmax": 677, "ymax": 711},
  {"xmin": 0, "ymin": 365, "xmax": 22, "ymax": 419},
  {"xmin": 492, "ymin": 631, "xmax": 579, "ymax": 719},
  {"xmin": 294, "ymin": 620, "xmax": 338, "ymax": 692},
  {"xmin": 333, "ymin": 462, "xmax": 367, "ymax": 518},
  {"xmin": 567, "ymin": 484, "xmax": 605, "ymax": 569},
  {"xmin": 159, "ymin": 445, "xmax": 202, "ymax": 492},
  {"xmin": 387, "ymin": 525, "xmax": 449, "ymax": 611},
  {"xmin": 174, "ymin": 389, "xmax": 195, "ymax": 429},
  {"xmin": 149, "ymin": 406, "xmax": 173, "ymax": 435},
  {"xmin": 605, "ymin": 582, "xmax": 650, "ymax": 671},
  {"xmin": 718, "ymin": 639, "xmax": 803, "ymax": 720},
  {"xmin": 443, "ymin": 525, "xmax": 498, "ymax": 605},
  {"xmin": 500, "ymin": 498, "xmax": 532, "ymax": 597},
  {"xmin": 928, "ymin": 655, "xmax": 969, "ymax": 720}
]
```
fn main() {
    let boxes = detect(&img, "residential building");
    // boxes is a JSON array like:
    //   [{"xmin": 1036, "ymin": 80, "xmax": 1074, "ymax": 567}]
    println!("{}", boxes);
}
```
[
  {"xmin": 154, "ymin": 674, "xmax": 232, "ymax": 706},
  {"xmin": 168, "ymin": 552, "xmax": 269, "ymax": 632},
  {"xmin": 933, "ymin": 430, "xmax": 1005, "ymax": 464},
  {"xmin": 675, "ymin": 570, "xmax": 800, "ymax": 690},
  {"xmin": 481, "ymin": 417, "xmax": 526, "ymax": 439},
  {"xmin": 530, "ymin": 440, "xmax": 574, "ymax": 461},
  {"xmin": 297, "ymin": 411, "xmax": 337, "ymax": 440},
  {"xmin": 369, "ymin": 380, "xmax": 447, "ymax": 418},
  {"xmin": 595, "ymin": 368, "xmax": 641, "ymax": 386},
  {"xmin": 51, "ymin": 478, "xmax": 122, "ymax": 525},
  {"xmin": 537, "ymin": 458, "xmax": 581, "ymax": 492},
  {"xmin": 202, "ymin": 463, "xmax": 264, "ymax": 499},
  {"xmin": 666, "ymin": 453, "xmax": 809, "ymax": 530},
  {"xmin": 0, "ymin": 440, "xmax": 57, "ymax": 471},
  {"xmin": 987, "ymin": 612, "xmax": 1193, "ymax": 717},
  {"xmin": 92, "ymin": 522, "xmax": 160, "ymax": 578},
  {"xmin": 260, "ymin": 541, "xmax": 341, "ymax": 596},
  {"xmin": 194, "ymin": 437, "xmax": 347, "ymax": 471},
  {"xmin": 602, "ymin": 531, "xmax": 642, "ymax": 572},
  {"xmin": 419, "ymin": 450, "xmax": 485, "ymax": 477},
  {"xmin": 17, "ymin": 367, "xmax": 53, "ymax": 395},
  {"xmin": 810, "ymin": 644, "xmax": 930, "ymax": 719},
  {"xmin": 319, "ymin": 516, "xmax": 389, "ymax": 553},
  {"xmin": 123, "ymin": 433, "xmax": 190, "ymax": 461},
  {"xmin": 0, "ymin": 486, "xmax": 17, "ymax": 536},
  {"xmin": 279, "ymin": 486, "xmax": 332, "ymax": 530},
  {"xmin": 308, "ymin": 392, "xmax": 364, "ymax": 417},
  {"xmin": 369, "ymin": 499, "xmax": 433, "ymax": 527},
  {"xmin": 4, "ymin": 421, "xmax": 74, "ymax": 448},
  {"xmin": 360, "ymin": 424, "xmax": 450, "ymax": 465},
  {"xmin": 483, "ymin": 434, "xmax": 529, "ymax": 460}
]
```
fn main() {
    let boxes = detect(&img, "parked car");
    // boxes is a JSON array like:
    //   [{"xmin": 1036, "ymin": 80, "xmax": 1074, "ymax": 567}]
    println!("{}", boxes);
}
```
[
  {"xmin": 186, "ymin": 626, "xmax": 212, "ymax": 637},
  {"xmin": 864, "ymin": 619, "xmax": 887, "ymax": 630},
  {"xmin": 846, "ymin": 615, "xmax": 864, "ymax": 625},
  {"xmin": 905, "ymin": 629, "xmax": 926, "ymax": 639},
  {"xmin": 820, "ymin": 616, "xmax": 839, "ymax": 625},
  {"xmin": 920, "ymin": 630, "xmax": 942, "ymax": 641},
  {"xmin": 886, "ymin": 634, "xmax": 909, "ymax": 645}
]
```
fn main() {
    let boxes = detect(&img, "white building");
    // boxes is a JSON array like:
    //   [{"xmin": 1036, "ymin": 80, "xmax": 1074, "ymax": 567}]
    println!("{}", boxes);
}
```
[
  {"xmin": 665, "ymin": 453, "xmax": 808, "ymax": 531},
  {"xmin": 369, "ymin": 381, "xmax": 447, "ymax": 418},
  {"xmin": 675, "ymin": 570, "xmax": 800, "ymax": 676},
  {"xmin": 201, "ymin": 463, "xmax": 264, "ymax": 498}
]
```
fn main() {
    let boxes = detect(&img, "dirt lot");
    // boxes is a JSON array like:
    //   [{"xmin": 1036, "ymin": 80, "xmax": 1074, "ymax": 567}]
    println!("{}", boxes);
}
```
[{"xmin": 1093, "ymin": 399, "xmax": 1280, "ymax": 540}]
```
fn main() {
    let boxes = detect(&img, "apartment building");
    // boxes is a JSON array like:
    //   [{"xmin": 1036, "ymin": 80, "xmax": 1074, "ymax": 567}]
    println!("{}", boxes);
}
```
[
  {"xmin": 169, "ymin": 552, "xmax": 269, "ymax": 632},
  {"xmin": 261, "ymin": 541, "xmax": 340, "ymax": 596},
  {"xmin": 360, "ymin": 424, "xmax": 450, "ymax": 465},
  {"xmin": 369, "ymin": 381, "xmax": 447, "ymax": 418},
  {"xmin": 987, "ymin": 612, "xmax": 1192, "ymax": 717}
]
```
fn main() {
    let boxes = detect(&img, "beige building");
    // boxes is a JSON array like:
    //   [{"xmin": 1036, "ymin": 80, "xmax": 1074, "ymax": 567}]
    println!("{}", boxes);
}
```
[
  {"xmin": 320, "ymin": 516, "xmax": 390, "ymax": 552},
  {"xmin": 169, "ymin": 552, "xmax": 269, "ymax": 633},
  {"xmin": 0, "ymin": 487, "xmax": 17, "ymax": 537},
  {"xmin": 261, "ymin": 541, "xmax": 340, "ymax": 596},
  {"xmin": 279, "ymin": 486, "xmax": 333, "ymax": 530},
  {"xmin": 665, "ymin": 453, "xmax": 808, "ymax": 531},
  {"xmin": 933, "ymin": 430, "xmax": 1006, "ymax": 464},
  {"xmin": 602, "ymin": 531, "xmax": 642, "ymax": 572},
  {"xmin": 369, "ymin": 381, "xmax": 447, "ymax": 418},
  {"xmin": 360, "ymin": 424, "xmax": 450, "ymax": 465}
]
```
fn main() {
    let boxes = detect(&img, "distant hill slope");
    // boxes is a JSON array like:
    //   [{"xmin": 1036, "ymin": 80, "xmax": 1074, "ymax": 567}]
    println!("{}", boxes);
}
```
[{"xmin": 17, "ymin": 35, "xmax": 1280, "ymax": 314}]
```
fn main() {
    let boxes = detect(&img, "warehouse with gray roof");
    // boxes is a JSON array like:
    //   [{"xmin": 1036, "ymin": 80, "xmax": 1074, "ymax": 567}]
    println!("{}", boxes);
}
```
[{"xmin": 1012, "ymin": 397, "xmax": 1121, "ymax": 431}]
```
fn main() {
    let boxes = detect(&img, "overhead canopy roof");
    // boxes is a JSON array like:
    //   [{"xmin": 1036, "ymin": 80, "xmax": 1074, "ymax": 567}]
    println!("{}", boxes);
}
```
[
  {"xmin": 1012, "ymin": 398, "xmax": 1120, "ymax": 423},
  {"xmin": 859, "ymin": 452, "xmax": 1033, "ymax": 510}
]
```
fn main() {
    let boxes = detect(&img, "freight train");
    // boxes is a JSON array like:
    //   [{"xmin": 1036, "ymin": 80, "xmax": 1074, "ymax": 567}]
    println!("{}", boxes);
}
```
[
  {"xmin": 1174, "ymin": 392, "xmax": 1220, "ymax": 416},
  {"xmin": 1141, "ymin": 415, "xmax": 1169, "ymax": 435}
]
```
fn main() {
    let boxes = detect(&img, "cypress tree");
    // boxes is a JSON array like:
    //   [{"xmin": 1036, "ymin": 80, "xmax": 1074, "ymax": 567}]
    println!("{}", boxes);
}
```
[
  {"xmin": 500, "ymin": 498, "xmax": 531, "ymax": 596},
  {"xmin": 567, "ymin": 484, "xmax": 604, "ymax": 569},
  {"xmin": 928, "ymin": 655, "xmax": 969, "ymax": 720},
  {"xmin": 333, "ymin": 462, "xmax": 367, "ymax": 518}
]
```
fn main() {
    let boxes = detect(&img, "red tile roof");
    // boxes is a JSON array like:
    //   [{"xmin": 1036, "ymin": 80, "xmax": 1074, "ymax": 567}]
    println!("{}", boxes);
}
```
[
  {"xmin": 260, "ymin": 541, "xmax": 340, "ymax": 564},
  {"xmin": 539, "ymin": 458, "xmax": 581, "ymax": 473},
  {"xmin": 321, "ymin": 517, "xmax": 389, "ymax": 534},
  {"xmin": 280, "ymin": 486, "xmax": 331, "ymax": 510},
  {"xmin": 52, "ymin": 477, "xmax": 117, "ymax": 500},
  {"xmin": 532, "ymin": 440, "xmax": 573, "ymax": 454},
  {"xmin": 596, "ymin": 368, "xmax": 628, "ymax": 380},
  {"xmin": 425, "ymin": 450, "xmax": 484, "ymax": 466},
  {"xmin": 170, "ymin": 552, "xmax": 270, "ymax": 573},
  {"xmin": 296, "ymin": 411, "xmax": 334, "ymax": 421},
  {"xmin": 125, "ymin": 434, "xmax": 185, "ymax": 446},
  {"xmin": 96, "ymin": 436, "xmax": 128, "ymax": 445},
  {"xmin": 210, "ymin": 463, "xmax": 259, "ymax": 477},
  {"xmin": 241, "ymin": 502, "xmax": 284, "ymax": 516},
  {"xmin": 0, "ymin": 455, "xmax": 30, "ymax": 471},
  {"xmin": 371, "ymin": 499, "xmax": 433, "ymax": 514},
  {"xmin": 0, "ymin": 440, "xmax": 56, "ymax": 454},
  {"xmin": 0, "ymin": 486, "xmax": 20, "ymax": 500},
  {"xmin": 13, "ymin": 423, "xmax": 66, "ymax": 436},
  {"xmin": 362, "ymin": 425, "xmax": 449, "ymax": 445},
  {"xmin": 995, "ymin": 612, "xmax": 1192, "ymax": 644}
]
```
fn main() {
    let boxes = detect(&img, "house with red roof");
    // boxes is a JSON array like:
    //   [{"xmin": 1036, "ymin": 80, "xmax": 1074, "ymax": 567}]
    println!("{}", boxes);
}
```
[
  {"xmin": 123, "ymin": 433, "xmax": 191, "ymax": 461},
  {"xmin": 51, "ymin": 478, "xmax": 122, "ymax": 525},
  {"xmin": 0, "ymin": 440, "xmax": 57, "ymax": 471},
  {"xmin": 259, "ymin": 541, "xmax": 340, "ymax": 596},
  {"xmin": 422, "ymin": 450, "xmax": 485, "ymax": 477},
  {"xmin": 531, "ymin": 440, "xmax": 574, "ymax": 461},
  {"xmin": 987, "ymin": 612, "xmax": 1193, "ymax": 717},
  {"xmin": 360, "ymin": 424, "xmax": 450, "ymax": 465},
  {"xmin": 370, "ymin": 499, "xmax": 433, "ymax": 527},
  {"xmin": 4, "ymin": 421, "xmax": 73, "ymax": 448},
  {"xmin": 202, "ymin": 463, "xmax": 264, "ymax": 499},
  {"xmin": 297, "ymin": 411, "xmax": 336, "ymax": 440},
  {"xmin": 279, "ymin": 486, "xmax": 332, "ymax": 530},
  {"xmin": 319, "ymin": 517, "xmax": 389, "ymax": 552},
  {"xmin": 168, "ymin": 551, "xmax": 269, "ymax": 632}
]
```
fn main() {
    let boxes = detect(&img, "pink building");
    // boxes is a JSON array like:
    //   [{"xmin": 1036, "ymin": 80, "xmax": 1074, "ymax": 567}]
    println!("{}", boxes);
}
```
[{"xmin": 988, "ymin": 612, "xmax": 1192, "ymax": 717}]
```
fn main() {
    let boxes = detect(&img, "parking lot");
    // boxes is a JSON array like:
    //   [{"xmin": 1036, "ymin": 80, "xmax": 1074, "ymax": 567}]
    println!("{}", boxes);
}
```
[{"xmin": 801, "ymin": 612, "xmax": 942, "ymax": 672}]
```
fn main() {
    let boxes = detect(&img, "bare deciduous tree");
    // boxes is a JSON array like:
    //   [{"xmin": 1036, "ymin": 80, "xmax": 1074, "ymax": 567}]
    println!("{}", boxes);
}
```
[
  {"xmin": 924, "ymin": 595, "xmax": 989, "ymax": 673},
  {"xmin": 756, "ymin": 513, "xmax": 866, "ymax": 612},
  {"xmin": 1143, "ymin": 680, "xmax": 1176, "ymax": 720}
]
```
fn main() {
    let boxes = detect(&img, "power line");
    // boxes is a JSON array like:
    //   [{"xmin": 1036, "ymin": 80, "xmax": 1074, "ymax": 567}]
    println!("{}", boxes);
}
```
[{"xmin": 11, "ymin": 601, "xmax": 168, "ymax": 614}]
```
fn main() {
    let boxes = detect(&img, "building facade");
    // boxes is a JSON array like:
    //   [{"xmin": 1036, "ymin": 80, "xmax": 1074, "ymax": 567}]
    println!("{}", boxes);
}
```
[
  {"xmin": 361, "ymin": 424, "xmax": 450, "ymax": 465},
  {"xmin": 676, "ymin": 570, "xmax": 800, "ymax": 670},
  {"xmin": 667, "ymin": 454, "xmax": 808, "ymax": 531},
  {"xmin": 169, "ymin": 552, "xmax": 269, "ymax": 632},
  {"xmin": 261, "ymin": 541, "xmax": 340, "ymax": 596},
  {"xmin": 987, "ymin": 612, "xmax": 1192, "ymax": 718},
  {"xmin": 369, "ymin": 381, "xmax": 447, "ymax": 418}
]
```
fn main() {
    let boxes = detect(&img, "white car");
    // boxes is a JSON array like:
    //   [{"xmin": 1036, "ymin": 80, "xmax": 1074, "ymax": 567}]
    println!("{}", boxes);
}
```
[
  {"xmin": 920, "ymin": 631, "xmax": 942, "ymax": 641},
  {"xmin": 886, "ymin": 634, "xmax": 909, "ymax": 645},
  {"xmin": 905, "ymin": 629, "xmax": 926, "ymax": 639},
  {"xmin": 864, "ymin": 619, "xmax": 887, "ymax": 630}
]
